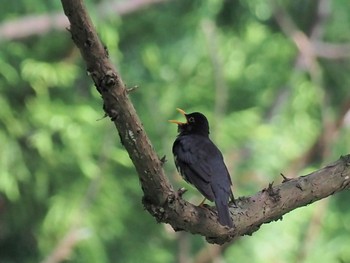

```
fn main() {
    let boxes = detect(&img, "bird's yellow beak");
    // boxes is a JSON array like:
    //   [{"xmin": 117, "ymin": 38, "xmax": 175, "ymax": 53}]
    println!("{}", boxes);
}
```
[{"xmin": 169, "ymin": 108, "xmax": 187, "ymax": 124}]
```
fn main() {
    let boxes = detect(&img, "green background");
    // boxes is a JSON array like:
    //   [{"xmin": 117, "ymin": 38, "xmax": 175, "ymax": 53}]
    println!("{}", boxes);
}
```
[{"xmin": 1, "ymin": 0, "xmax": 350, "ymax": 262}]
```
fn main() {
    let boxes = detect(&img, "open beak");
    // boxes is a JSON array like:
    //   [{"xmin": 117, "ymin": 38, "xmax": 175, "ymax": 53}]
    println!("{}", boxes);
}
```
[{"xmin": 169, "ymin": 108, "xmax": 187, "ymax": 124}]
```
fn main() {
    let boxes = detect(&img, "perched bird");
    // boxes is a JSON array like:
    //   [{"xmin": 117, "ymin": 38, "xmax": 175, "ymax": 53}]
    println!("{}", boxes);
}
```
[{"xmin": 169, "ymin": 108, "xmax": 234, "ymax": 228}]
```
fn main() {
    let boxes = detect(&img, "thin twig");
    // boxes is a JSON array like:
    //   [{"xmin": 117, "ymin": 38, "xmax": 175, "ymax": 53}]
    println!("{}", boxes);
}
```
[{"xmin": 201, "ymin": 19, "xmax": 228, "ymax": 137}]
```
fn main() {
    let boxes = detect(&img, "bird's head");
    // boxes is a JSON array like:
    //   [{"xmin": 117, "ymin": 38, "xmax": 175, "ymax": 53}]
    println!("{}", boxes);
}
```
[{"xmin": 169, "ymin": 108, "xmax": 210, "ymax": 136}]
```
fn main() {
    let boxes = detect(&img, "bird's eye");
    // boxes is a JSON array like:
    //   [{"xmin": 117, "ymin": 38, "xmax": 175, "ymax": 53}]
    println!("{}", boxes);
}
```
[{"xmin": 188, "ymin": 117, "xmax": 195, "ymax": 123}]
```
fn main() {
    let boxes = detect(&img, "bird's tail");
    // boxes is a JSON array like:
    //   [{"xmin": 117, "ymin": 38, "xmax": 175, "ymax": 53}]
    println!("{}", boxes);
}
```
[{"xmin": 215, "ymin": 197, "xmax": 234, "ymax": 228}]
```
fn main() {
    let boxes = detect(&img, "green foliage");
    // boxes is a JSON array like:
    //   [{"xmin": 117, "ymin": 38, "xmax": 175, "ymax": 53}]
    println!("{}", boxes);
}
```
[{"xmin": 1, "ymin": 0, "xmax": 350, "ymax": 262}]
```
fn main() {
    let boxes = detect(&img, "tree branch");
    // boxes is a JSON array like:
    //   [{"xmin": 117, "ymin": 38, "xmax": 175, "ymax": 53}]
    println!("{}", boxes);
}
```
[
  {"xmin": 61, "ymin": 0, "xmax": 171, "ymax": 205},
  {"xmin": 272, "ymin": 0, "xmax": 350, "ymax": 67},
  {"xmin": 0, "ymin": 0, "xmax": 168, "ymax": 41},
  {"xmin": 60, "ymin": 0, "xmax": 350, "ymax": 245}
]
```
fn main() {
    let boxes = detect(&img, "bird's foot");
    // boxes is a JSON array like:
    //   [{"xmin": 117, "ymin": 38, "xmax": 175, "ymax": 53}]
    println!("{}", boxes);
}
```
[
  {"xmin": 177, "ymin": 187, "xmax": 187, "ymax": 197},
  {"xmin": 197, "ymin": 197, "xmax": 207, "ymax": 207},
  {"xmin": 229, "ymin": 198, "xmax": 238, "ymax": 208}
]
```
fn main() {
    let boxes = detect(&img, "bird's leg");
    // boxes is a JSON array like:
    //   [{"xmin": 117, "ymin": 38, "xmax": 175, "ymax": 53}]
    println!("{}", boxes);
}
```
[
  {"xmin": 198, "ymin": 197, "xmax": 207, "ymax": 207},
  {"xmin": 177, "ymin": 187, "xmax": 187, "ymax": 197},
  {"xmin": 230, "ymin": 194, "xmax": 238, "ymax": 207},
  {"xmin": 230, "ymin": 198, "xmax": 237, "ymax": 207}
]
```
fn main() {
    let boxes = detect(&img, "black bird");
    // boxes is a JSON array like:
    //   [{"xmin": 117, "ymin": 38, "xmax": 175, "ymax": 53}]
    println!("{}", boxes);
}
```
[{"xmin": 169, "ymin": 108, "xmax": 234, "ymax": 228}]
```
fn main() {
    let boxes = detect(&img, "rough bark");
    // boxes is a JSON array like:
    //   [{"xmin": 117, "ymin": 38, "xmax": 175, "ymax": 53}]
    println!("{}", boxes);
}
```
[{"xmin": 60, "ymin": 0, "xmax": 350, "ymax": 245}]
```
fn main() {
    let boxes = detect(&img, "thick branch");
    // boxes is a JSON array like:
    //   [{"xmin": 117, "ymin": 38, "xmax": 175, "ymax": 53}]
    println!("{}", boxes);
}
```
[
  {"xmin": 231, "ymin": 156, "xmax": 350, "ymax": 238},
  {"xmin": 60, "ymin": 0, "xmax": 350, "ymax": 245},
  {"xmin": 61, "ymin": 0, "xmax": 172, "ymax": 207}
]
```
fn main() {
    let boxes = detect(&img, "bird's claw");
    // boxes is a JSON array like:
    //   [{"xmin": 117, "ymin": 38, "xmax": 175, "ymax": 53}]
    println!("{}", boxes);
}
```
[{"xmin": 177, "ymin": 187, "xmax": 187, "ymax": 197}]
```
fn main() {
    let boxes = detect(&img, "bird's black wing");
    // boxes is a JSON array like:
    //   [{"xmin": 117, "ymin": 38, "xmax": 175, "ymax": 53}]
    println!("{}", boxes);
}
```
[
  {"xmin": 173, "ymin": 134, "xmax": 234, "ymax": 227},
  {"xmin": 173, "ymin": 135, "xmax": 232, "ymax": 201}
]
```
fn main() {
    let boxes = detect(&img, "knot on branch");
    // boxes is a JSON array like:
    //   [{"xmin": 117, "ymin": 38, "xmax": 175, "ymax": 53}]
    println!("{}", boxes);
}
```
[
  {"xmin": 100, "ymin": 70, "xmax": 119, "ymax": 92},
  {"xmin": 340, "ymin": 154, "xmax": 350, "ymax": 166},
  {"xmin": 103, "ymin": 104, "xmax": 118, "ymax": 121},
  {"xmin": 142, "ymin": 196, "xmax": 166, "ymax": 223},
  {"xmin": 263, "ymin": 182, "xmax": 281, "ymax": 202},
  {"xmin": 142, "ymin": 192, "xmax": 178, "ymax": 224}
]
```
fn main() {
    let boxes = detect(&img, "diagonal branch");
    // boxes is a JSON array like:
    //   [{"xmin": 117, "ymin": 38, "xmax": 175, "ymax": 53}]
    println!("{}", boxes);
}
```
[
  {"xmin": 60, "ymin": 0, "xmax": 171, "ymax": 206},
  {"xmin": 60, "ymin": 0, "xmax": 350, "ymax": 245}
]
